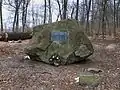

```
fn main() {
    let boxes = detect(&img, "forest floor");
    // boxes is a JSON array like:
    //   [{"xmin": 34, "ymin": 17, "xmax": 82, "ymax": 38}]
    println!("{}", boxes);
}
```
[{"xmin": 0, "ymin": 38, "xmax": 120, "ymax": 90}]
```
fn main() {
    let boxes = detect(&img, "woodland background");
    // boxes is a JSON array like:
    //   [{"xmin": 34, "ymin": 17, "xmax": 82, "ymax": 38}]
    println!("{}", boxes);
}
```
[{"xmin": 0, "ymin": 0, "xmax": 120, "ymax": 40}]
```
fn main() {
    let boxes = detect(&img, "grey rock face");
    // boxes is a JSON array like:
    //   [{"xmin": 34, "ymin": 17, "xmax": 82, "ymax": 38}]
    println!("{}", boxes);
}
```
[{"xmin": 25, "ymin": 19, "xmax": 94, "ymax": 66}]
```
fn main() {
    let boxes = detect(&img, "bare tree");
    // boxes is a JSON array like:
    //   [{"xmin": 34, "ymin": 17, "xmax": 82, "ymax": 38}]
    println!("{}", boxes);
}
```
[
  {"xmin": 6, "ymin": 0, "xmax": 22, "ymax": 32},
  {"xmin": 22, "ymin": 0, "xmax": 31, "ymax": 32},
  {"xmin": 113, "ymin": 0, "xmax": 116, "ymax": 37},
  {"xmin": 80, "ymin": 0, "xmax": 86, "ymax": 24},
  {"xmin": 75, "ymin": 0, "xmax": 79, "ymax": 20},
  {"xmin": 101, "ymin": 0, "xmax": 107, "ymax": 39},
  {"xmin": 116, "ymin": 0, "xmax": 120, "ymax": 28},
  {"xmin": 44, "ymin": 0, "xmax": 47, "ymax": 24},
  {"xmin": 0, "ymin": 0, "xmax": 3, "ymax": 32},
  {"xmin": 56, "ymin": 0, "xmax": 62, "ymax": 20},
  {"xmin": 90, "ymin": 0, "xmax": 95, "ymax": 35},
  {"xmin": 85, "ymin": 0, "xmax": 92, "ymax": 35},
  {"xmin": 31, "ymin": 2, "xmax": 35, "ymax": 27},
  {"xmin": 63, "ymin": 0, "xmax": 68, "ymax": 19},
  {"xmin": 71, "ymin": 6, "xmax": 74, "ymax": 19},
  {"xmin": 48, "ymin": 0, "xmax": 52, "ymax": 23}
]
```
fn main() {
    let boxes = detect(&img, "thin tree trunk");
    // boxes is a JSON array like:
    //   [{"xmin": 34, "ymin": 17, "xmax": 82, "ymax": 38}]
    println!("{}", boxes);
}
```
[
  {"xmin": 16, "ymin": 8, "xmax": 19, "ymax": 32},
  {"xmin": 81, "ymin": 0, "xmax": 85, "ymax": 24},
  {"xmin": 75, "ymin": 0, "xmax": 79, "ymax": 20},
  {"xmin": 48, "ymin": 0, "xmax": 52, "ymax": 23},
  {"xmin": 35, "ymin": 9, "xmax": 38, "ymax": 25},
  {"xmin": 113, "ymin": 0, "xmax": 116, "ymax": 38},
  {"xmin": 63, "ymin": 0, "xmax": 68, "ymax": 19},
  {"xmin": 96, "ymin": 1, "xmax": 102, "ymax": 37},
  {"xmin": 101, "ymin": 0, "xmax": 107, "ymax": 39},
  {"xmin": 0, "ymin": 0, "xmax": 3, "ymax": 33},
  {"xmin": 90, "ymin": 0, "xmax": 94, "ymax": 36},
  {"xmin": 12, "ymin": 0, "xmax": 22, "ymax": 32},
  {"xmin": 56, "ymin": 0, "xmax": 62, "ymax": 20},
  {"xmin": 104, "ymin": 14, "xmax": 111, "ymax": 36},
  {"xmin": 22, "ymin": 0, "xmax": 30, "ymax": 32},
  {"xmin": 116, "ymin": 0, "xmax": 120, "ymax": 28},
  {"xmin": 22, "ymin": 0, "xmax": 25, "ymax": 32},
  {"xmin": 44, "ymin": 0, "xmax": 47, "ymax": 24},
  {"xmin": 32, "ymin": 3, "xmax": 35, "ymax": 27},
  {"xmin": 85, "ymin": 0, "xmax": 92, "ymax": 35},
  {"xmin": 71, "ymin": 7, "xmax": 74, "ymax": 19},
  {"xmin": 56, "ymin": 13, "xmax": 59, "ymax": 21},
  {"xmin": 12, "ymin": 9, "xmax": 17, "ymax": 32}
]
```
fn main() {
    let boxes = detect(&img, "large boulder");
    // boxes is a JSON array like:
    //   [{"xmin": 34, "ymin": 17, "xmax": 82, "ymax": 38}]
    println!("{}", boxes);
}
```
[{"xmin": 25, "ymin": 19, "xmax": 94, "ymax": 66}]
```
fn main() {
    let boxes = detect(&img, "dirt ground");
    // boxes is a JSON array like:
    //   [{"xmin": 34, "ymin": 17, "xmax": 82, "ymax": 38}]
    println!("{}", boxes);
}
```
[{"xmin": 0, "ymin": 39, "xmax": 120, "ymax": 90}]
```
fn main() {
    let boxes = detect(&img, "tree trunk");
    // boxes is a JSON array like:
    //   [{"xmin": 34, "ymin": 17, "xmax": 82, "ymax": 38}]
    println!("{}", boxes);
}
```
[
  {"xmin": 44, "ymin": 0, "xmax": 47, "ymax": 24},
  {"xmin": 116, "ymin": 0, "xmax": 120, "ymax": 28},
  {"xmin": 12, "ymin": 9, "xmax": 17, "ymax": 32},
  {"xmin": 48, "ymin": 0, "xmax": 52, "ymax": 23},
  {"xmin": 75, "ymin": 0, "xmax": 79, "ymax": 20},
  {"xmin": 22, "ymin": 0, "xmax": 30, "ymax": 32},
  {"xmin": 0, "ymin": 0, "xmax": 3, "ymax": 33},
  {"xmin": 113, "ymin": 0, "xmax": 116, "ymax": 38},
  {"xmin": 106, "ymin": 15, "xmax": 111, "ymax": 36},
  {"xmin": 80, "ymin": 0, "xmax": 85, "ymax": 24},
  {"xmin": 85, "ymin": 0, "xmax": 92, "ymax": 35},
  {"xmin": 56, "ymin": 0, "xmax": 62, "ymax": 20},
  {"xmin": 90, "ymin": 0, "xmax": 95, "ymax": 36},
  {"xmin": 71, "ymin": 7, "xmax": 74, "ymax": 19},
  {"xmin": 56, "ymin": 13, "xmax": 59, "ymax": 21},
  {"xmin": 12, "ymin": 0, "xmax": 22, "ymax": 32},
  {"xmin": 22, "ymin": 0, "xmax": 26, "ymax": 32},
  {"xmin": 63, "ymin": 0, "xmax": 68, "ymax": 19},
  {"xmin": 16, "ymin": 8, "xmax": 19, "ymax": 32},
  {"xmin": 101, "ymin": 0, "xmax": 107, "ymax": 39},
  {"xmin": 32, "ymin": 3, "xmax": 35, "ymax": 27}
]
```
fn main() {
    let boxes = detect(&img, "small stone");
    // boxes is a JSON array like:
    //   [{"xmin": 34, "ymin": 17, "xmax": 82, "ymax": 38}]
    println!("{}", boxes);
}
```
[
  {"xmin": 49, "ymin": 59, "xmax": 53, "ymax": 61},
  {"xmin": 75, "ymin": 77, "xmax": 79, "ymax": 83},
  {"xmin": 112, "ymin": 73, "xmax": 117, "ymax": 77},
  {"xmin": 87, "ymin": 68, "xmax": 103, "ymax": 74},
  {"xmin": 56, "ymin": 57, "xmax": 59, "ymax": 60},
  {"xmin": 8, "ymin": 41, "xmax": 15, "ymax": 43},
  {"xmin": 16, "ymin": 40, "xmax": 22, "ymax": 43},
  {"xmin": 51, "ymin": 88, "xmax": 55, "ymax": 90},
  {"xmin": 66, "ymin": 83, "xmax": 68, "ymax": 85},
  {"xmin": 52, "ymin": 56, "xmax": 55, "ymax": 58},
  {"xmin": 8, "ymin": 57, "xmax": 12, "ymax": 59},
  {"xmin": 70, "ymin": 82, "xmax": 73, "ymax": 85},
  {"xmin": 52, "ymin": 85, "xmax": 55, "ymax": 87},
  {"xmin": 106, "ymin": 44, "xmax": 117, "ymax": 50},
  {"xmin": 24, "ymin": 55, "xmax": 30, "ymax": 60},
  {"xmin": 117, "ymin": 68, "xmax": 119, "ymax": 70},
  {"xmin": 74, "ymin": 73, "xmax": 77, "ymax": 75},
  {"xmin": 54, "ymin": 62, "xmax": 59, "ymax": 66}
]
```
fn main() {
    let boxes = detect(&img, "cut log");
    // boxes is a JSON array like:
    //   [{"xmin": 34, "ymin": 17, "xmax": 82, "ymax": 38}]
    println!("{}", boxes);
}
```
[
  {"xmin": 0, "ymin": 32, "xmax": 32, "ymax": 41},
  {"xmin": 0, "ymin": 33, "xmax": 5, "ymax": 41}
]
